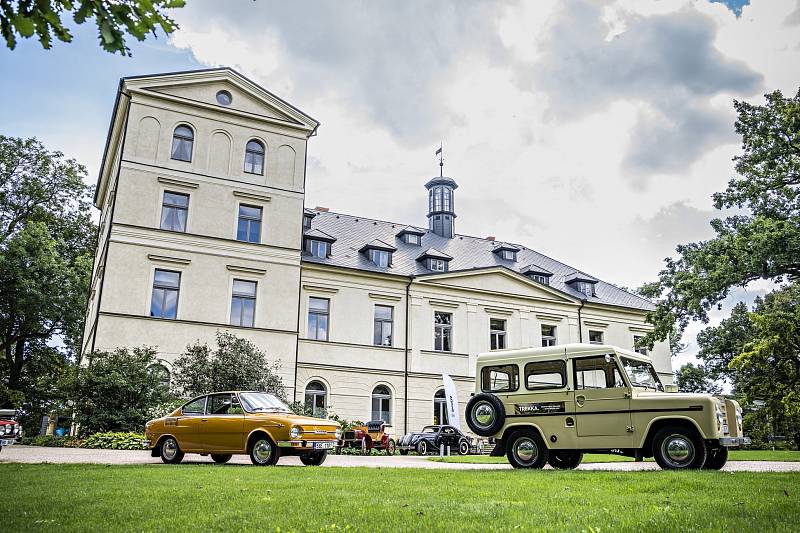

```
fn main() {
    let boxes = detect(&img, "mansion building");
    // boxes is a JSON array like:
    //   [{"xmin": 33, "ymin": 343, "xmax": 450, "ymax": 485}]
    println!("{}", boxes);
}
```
[{"xmin": 82, "ymin": 68, "xmax": 672, "ymax": 434}]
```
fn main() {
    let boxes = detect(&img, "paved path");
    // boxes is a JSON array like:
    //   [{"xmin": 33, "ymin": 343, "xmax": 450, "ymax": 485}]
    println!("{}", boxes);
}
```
[{"xmin": 3, "ymin": 445, "xmax": 800, "ymax": 471}]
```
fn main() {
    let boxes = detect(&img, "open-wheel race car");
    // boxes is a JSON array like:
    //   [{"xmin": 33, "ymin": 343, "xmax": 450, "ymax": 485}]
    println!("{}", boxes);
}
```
[{"xmin": 336, "ymin": 420, "xmax": 396, "ymax": 455}]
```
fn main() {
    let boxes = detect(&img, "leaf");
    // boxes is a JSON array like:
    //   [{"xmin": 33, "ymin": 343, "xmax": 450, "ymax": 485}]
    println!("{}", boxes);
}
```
[{"xmin": 13, "ymin": 16, "xmax": 36, "ymax": 38}]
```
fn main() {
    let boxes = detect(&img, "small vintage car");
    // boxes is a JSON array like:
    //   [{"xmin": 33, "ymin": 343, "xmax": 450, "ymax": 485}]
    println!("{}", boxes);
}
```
[
  {"xmin": 397, "ymin": 425, "xmax": 472, "ymax": 455},
  {"xmin": 144, "ymin": 391, "xmax": 341, "ymax": 466},
  {"xmin": 465, "ymin": 343, "xmax": 750, "ymax": 470},
  {"xmin": 336, "ymin": 420, "xmax": 396, "ymax": 455},
  {"xmin": 0, "ymin": 410, "xmax": 21, "ymax": 451}
]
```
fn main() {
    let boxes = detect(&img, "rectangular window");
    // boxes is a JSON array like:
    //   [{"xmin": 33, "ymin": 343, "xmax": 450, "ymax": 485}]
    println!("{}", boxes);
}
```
[
  {"xmin": 303, "ymin": 214, "xmax": 313, "ymax": 229},
  {"xmin": 434, "ymin": 311, "xmax": 452, "ymax": 352},
  {"xmin": 489, "ymin": 318, "xmax": 506, "ymax": 350},
  {"xmin": 588, "ymin": 330, "xmax": 604, "ymax": 344},
  {"xmin": 541, "ymin": 325, "xmax": 557, "ymax": 347},
  {"xmin": 370, "ymin": 249, "xmax": 390, "ymax": 267},
  {"xmin": 182, "ymin": 396, "xmax": 206, "ymax": 415},
  {"xmin": 525, "ymin": 360, "xmax": 566, "ymax": 390},
  {"xmin": 429, "ymin": 258, "xmax": 446, "ymax": 272},
  {"xmin": 150, "ymin": 269, "xmax": 180, "ymax": 319},
  {"xmin": 230, "ymin": 279, "xmax": 257, "ymax": 327},
  {"xmin": 373, "ymin": 305, "xmax": 393, "ymax": 346},
  {"xmin": 575, "ymin": 281, "xmax": 595, "ymax": 297},
  {"xmin": 481, "ymin": 364, "xmax": 519, "ymax": 393},
  {"xmin": 237, "ymin": 205, "xmax": 262, "ymax": 243},
  {"xmin": 575, "ymin": 356, "xmax": 626, "ymax": 390},
  {"xmin": 307, "ymin": 239, "xmax": 329, "ymax": 258},
  {"xmin": 633, "ymin": 335, "xmax": 648, "ymax": 355},
  {"xmin": 530, "ymin": 274, "xmax": 549, "ymax": 285},
  {"xmin": 308, "ymin": 297, "xmax": 330, "ymax": 341},
  {"xmin": 207, "ymin": 393, "xmax": 236, "ymax": 415},
  {"xmin": 501, "ymin": 250, "xmax": 516, "ymax": 261},
  {"xmin": 159, "ymin": 191, "xmax": 189, "ymax": 232},
  {"xmin": 405, "ymin": 234, "xmax": 421, "ymax": 245}
]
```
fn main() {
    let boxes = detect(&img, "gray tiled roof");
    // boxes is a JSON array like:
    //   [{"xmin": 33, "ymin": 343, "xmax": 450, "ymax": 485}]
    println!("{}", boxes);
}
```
[{"xmin": 302, "ymin": 210, "xmax": 655, "ymax": 311}]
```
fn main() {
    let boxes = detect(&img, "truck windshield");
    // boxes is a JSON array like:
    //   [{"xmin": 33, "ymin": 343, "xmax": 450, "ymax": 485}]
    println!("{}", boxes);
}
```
[
  {"xmin": 621, "ymin": 358, "xmax": 663, "ymax": 391},
  {"xmin": 238, "ymin": 392, "xmax": 292, "ymax": 413}
]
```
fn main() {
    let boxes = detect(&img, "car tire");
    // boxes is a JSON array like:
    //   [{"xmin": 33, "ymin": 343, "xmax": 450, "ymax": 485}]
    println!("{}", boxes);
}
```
[
  {"xmin": 702, "ymin": 446, "xmax": 728, "ymax": 470},
  {"xmin": 506, "ymin": 429, "xmax": 548, "ymax": 469},
  {"xmin": 211, "ymin": 454, "xmax": 232, "ymax": 464},
  {"xmin": 399, "ymin": 449, "xmax": 409, "ymax": 456},
  {"xmin": 652, "ymin": 426, "xmax": 707, "ymax": 470},
  {"xmin": 159, "ymin": 436, "xmax": 184, "ymax": 465},
  {"xmin": 465, "ymin": 393, "xmax": 506, "ymax": 437},
  {"xmin": 417, "ymin": 440, "xmax": 428, "ymax": 455},
  {"xmin": 458, "ymin": 440, "xmax": 470, "ymax": 455},
  {"xmin": 249, "ymin": 435, "xmax": 280, "ymax": 466},
  {"xmin": 547, "ymin": 450, "xmax": 583, "ymax": 469},
  {"xmin": 386, "ymin": 439, "xmax": 396, "ymax": 455},
  {"xmin": 299, "ymin": 451, "xmax": 328, "ymax": 466}
]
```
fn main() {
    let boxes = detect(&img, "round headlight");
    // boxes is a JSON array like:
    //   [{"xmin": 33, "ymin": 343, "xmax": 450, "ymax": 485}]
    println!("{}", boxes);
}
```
[
  {"xmin": 3, "ymin": 424, "xmax": 10, "ymax": 435},
  {"xmin": 290, "ymin": 426, "xmax": 300, "ymax": 439},
  {"xmin": 335, "ymin": 428, "xmax": 341, "ymax": 439}
]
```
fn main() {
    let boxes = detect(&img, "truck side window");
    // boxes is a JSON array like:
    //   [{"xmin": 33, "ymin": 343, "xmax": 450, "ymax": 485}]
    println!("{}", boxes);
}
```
[
  {"xmin": 525, "ymin": 360, "xmax": 567, "ymax": 390},
  {"xmin": 574, "ymin": 356, "xmax": 625, "ymax": 390},
  {"xmin": 481, "ymin": 364, "xmax": 519, "ymax": 393}
]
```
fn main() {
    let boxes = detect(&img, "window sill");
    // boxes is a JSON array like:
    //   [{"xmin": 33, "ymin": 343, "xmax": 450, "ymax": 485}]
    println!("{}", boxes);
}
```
[{"xmin": 420, "ymin": 349, "xmax": 469, "ymax": 357}]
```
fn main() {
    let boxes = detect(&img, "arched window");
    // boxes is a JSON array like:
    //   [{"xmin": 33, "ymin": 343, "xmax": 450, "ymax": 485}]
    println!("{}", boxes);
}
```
[
  {"xmin": 171, "ymin": 125, "xmax": 194, "ymax": 162},
  {"xmin": 244, "ymin": 139, "xmax": 265, "ymax": 175},
  {"xmin": 371, "ymin": 385, "xmax": 391, "ymax": 423},
  {"xmin": 148, "ymin": 363, "xmax": 171, "ymax": 390},
  {"xmin": 433, "ymin": 389, "xmax": 448, "ymax": 425},
  {"xmin": 304, "ymin": 381, "xmax": 327, "ymax": 416}
]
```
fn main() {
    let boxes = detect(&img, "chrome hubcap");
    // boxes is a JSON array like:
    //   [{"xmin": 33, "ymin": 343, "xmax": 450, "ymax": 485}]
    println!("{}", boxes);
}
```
[
  {"xmin": 663, "ymin": 435, "xmax": 694, "ymax": 466},
  {"xmin": 253, "ymin": 440, "xmax": 272, "ymax": 463},
  {"xmin": 474, "ymin": 402, "xmax": 495, "ymax": 428},
  {"xmin": 514, "ymin": 437, "xmax": 538, "ymax": 464},
  {"xmin": 162, "ymin": 439, "xmax": 177, "ymax": 460}
]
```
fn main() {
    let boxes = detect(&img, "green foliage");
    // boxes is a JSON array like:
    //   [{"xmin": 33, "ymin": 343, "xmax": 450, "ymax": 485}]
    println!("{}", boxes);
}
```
[
  {"xmin": 674, "ymin": 363, "xmax": 722, "ymax": 394},
  {"xmin": 82, "ymin": 431, "xmax": 145, "ymax": 450},
  {"xmin": 72, "ymin": 346, "xmax": 175, "ymax": 435},
  {"xmin": 20, "ymin": 434, "xmax": 83, "ymax": 447},
  {"xmin": 0, "ymin": 135, "xmax": 95, "ymax": 435},
  {"xmin": 0, "ymin": 0, "xmax": 185, "ymax": 56},
  {"xmin": 171, "ymin": 331, "xmax": 286, "ymax": 399},
  {"xmin": 639, "ymin": 88, "xmax": 800, "ymax": 346}
]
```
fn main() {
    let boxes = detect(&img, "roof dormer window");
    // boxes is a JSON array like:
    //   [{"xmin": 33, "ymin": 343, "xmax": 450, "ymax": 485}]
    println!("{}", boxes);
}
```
[
  {"xmin": 521, "ymin": 264, "xmax": 553, "ymax": 286},
  {"xmin": 397, "ymin": 226, "xmax": 425, "ymax": 246},
  {"xmin": 493, "ymin": 243, "xmax": 520, "ymax": 262},
  {"xmin": 369, "ymin": 249, "xmax": 390, "ymax": 267},
  {"xmin": 500, "ymin": 250, "xmax": 516, "ymax": 261},
  {"xmin": 573, "ymin": 280, "xmax": 596, "ymax": 297},
  {"xmin": 307, "ymin": 239, "xmax": 329, "ymax": 258},
  {"xmin": 529, "ymin": 274, "xmax": 550, "ymax": 285},
  {"xmin": 429, "ymin": 258, "xmax": 447, "ymax": 272},
  {"xmin": 303, "ymin": 213, "xmax": 314, "ymax": 229},
  {"xmin": 417, "ymin": 248, "xmax": 452, "ymax": 273},
  {"xmin": 360, "ymin": 239, "xmax": 396, "ymax": 268}
]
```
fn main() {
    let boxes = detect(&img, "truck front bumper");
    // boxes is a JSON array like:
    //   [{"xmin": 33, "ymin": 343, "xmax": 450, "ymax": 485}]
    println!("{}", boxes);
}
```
[{"xmin": 719, "ymin": 436, "xmax": 751, "ymax": 447}]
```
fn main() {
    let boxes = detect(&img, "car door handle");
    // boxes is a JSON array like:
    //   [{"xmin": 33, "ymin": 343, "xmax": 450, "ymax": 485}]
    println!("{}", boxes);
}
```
[
  {"xmin": 576, "ymin": 395, "xmax": 585, "ymax": 407},
  {"xmin": 201, "ymin": 418, "xmax": 208, "ymax": 422}
]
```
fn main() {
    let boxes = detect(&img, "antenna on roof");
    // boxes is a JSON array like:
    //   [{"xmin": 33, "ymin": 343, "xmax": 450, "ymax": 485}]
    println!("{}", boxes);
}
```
[{"xmin": 435, "ymin": 143, "xmax": 443, "ymax": 177}]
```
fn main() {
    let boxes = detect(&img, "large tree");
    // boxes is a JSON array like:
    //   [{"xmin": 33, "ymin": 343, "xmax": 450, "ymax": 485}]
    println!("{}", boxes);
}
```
[
  {"xmin": 674, "ymin": 362, "xmax": 722, "ymax": 395},
  {"xmin": 0, "ymin": 136, "xmax": 95, "ymax": 431},
  {"xmin": 1, "ymin": 0, "xmax": 184, "ymax": 56}
]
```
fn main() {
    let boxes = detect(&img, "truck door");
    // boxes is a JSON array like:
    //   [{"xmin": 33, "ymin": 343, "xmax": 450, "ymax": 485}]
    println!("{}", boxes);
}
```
[{"xmin": 573, "ymin": 355, "xmax": 633, "ymax": 448}]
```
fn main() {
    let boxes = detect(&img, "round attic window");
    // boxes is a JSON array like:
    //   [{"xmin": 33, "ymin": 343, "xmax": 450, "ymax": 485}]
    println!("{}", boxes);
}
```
[{"xmin": 216, "ymin": 90, "xmax": 232, "ymax": 106}]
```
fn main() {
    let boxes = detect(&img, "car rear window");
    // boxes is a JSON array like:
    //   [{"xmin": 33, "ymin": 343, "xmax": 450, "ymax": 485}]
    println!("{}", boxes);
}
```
[
  {"xmin": 182, "ymin": 396, "xmax": 206, "ymax": 415},
  {"xmin": 525, "ymin": 360, "xmax": 567, "ymax": 390},
  {"xmin": 481, "ymin": 364, "xmax": 519, "ymax": 393}
]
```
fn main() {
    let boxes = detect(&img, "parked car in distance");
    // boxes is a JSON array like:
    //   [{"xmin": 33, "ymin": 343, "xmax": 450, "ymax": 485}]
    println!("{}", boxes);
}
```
[
  {"xmin": 465, "ymin": 343, "xmax": 750, "ymax": 470},
  {"xmin": 0, "ymin": 409, "xmax": 21, "ymax": 451},
  {"xmin": 144, "ymin": 391, "xmax": 341, "ymax": 466},
  {"xmin": 397, "ymin": 425, "xmax": 472, "ymax": 456},
  {"xmin": 336, "ymin": 420, "xmax": 396, "ymax": 455}
]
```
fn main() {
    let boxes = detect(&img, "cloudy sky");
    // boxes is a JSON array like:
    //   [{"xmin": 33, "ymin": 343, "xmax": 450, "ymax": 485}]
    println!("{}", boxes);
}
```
[{"xmin": 1, "ymin": 0, "xmax": 798, "ymax": 366}]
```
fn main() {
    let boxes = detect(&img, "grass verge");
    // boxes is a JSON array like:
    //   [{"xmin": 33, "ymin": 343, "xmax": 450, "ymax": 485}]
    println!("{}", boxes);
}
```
[
  {"xmin": 430, "ymin": 449, "xmax": 800, "ymax": 464},
  {"xmin": 8, "ymin": 463, "xmax": 800, "ymax": 532}
]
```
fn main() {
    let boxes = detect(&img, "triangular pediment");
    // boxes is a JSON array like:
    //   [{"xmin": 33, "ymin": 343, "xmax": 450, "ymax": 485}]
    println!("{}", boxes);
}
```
[
  {"xmin": 417, "ymin": 267, "xmax": 578, "ymax": 304},
  {"xmin": 123, "ymin": 68, "xmax": 319, "ymax": 133}
]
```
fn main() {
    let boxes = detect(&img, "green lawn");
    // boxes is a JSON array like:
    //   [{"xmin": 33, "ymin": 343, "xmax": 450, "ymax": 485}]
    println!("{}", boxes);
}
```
[
  {"xmin": 8, "ymin": 464, "xmax": 800, "ymax": 532},
  {"xmin": 431, "ymin": 449, "xmax": 800, "ymax": 464}
]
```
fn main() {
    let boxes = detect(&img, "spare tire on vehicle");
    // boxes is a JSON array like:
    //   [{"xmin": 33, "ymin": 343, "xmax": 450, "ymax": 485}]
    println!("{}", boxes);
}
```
[{"xmin": 465, "ymin": 393, "xmax": 506, "ymax": 436}]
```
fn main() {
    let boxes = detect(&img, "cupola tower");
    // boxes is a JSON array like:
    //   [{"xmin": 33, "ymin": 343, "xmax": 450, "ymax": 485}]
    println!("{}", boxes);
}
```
[{"xmin": 425, "ymin": 148, "xmax": 458, "ymax": 238}]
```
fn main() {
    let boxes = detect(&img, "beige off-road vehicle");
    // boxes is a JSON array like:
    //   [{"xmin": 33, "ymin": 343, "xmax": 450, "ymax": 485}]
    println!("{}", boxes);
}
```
[{"xmin": 465, "ymin": 343, "xmax": 749, "ymax": 470}]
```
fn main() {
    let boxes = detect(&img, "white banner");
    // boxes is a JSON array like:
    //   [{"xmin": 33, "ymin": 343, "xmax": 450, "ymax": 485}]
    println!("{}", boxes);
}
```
[{"xmin": 442, "ymin": 373, "xmax": 461, "ymax": 431}]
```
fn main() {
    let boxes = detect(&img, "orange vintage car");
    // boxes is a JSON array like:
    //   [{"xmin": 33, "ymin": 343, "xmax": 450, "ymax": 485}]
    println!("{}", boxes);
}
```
[{"xmin": 144, "ymin": 391, "xmax": 341, "ymax": 466}]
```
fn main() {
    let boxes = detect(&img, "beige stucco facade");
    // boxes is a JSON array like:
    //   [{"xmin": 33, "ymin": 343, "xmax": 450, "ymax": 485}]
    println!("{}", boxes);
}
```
[{"xmin": 83, "ymin": 68, "xmax": 672, "ymax": 436}]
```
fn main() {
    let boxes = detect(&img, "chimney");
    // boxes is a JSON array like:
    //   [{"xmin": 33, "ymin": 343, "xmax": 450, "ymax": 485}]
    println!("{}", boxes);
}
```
[
  {"xmin": 314, "ymin": 206, "xmax": 329, "ymax": 212},
  {"xmin": 485, "ymin": 235, "xmax": 495, "ymax": 241}
]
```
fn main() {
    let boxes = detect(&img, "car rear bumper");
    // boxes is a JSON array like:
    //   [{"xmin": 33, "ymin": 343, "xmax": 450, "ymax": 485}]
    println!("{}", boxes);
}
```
[{"xmin": 719, "ymin": 436, "xmax": 751, "ymax": 447}]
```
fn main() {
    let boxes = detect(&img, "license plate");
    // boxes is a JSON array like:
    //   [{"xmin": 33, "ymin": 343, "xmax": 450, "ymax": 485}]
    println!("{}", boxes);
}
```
[
  {"xmin": 723, "ymin": 424, "xmax": 729, "ymax": 434},
  {"xmin": 313, "ymin": 441, "xmax": 334, "ymax": 450},
  {"xmin": 0, "ymin": 439, "xmax": 14, "ymax": 446}
]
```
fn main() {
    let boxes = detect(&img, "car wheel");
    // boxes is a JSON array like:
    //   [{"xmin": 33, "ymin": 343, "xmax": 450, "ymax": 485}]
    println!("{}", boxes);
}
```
[
  {"xmin": 465, "ymin": 393, "xmax": 506, "ymax": 437},
  {"xmin": 506, "ymin": 429, "xmax": 549, "ymax": 469},
  {"xmin": 652, "ymin": 426, "xmax": 707, "ymax": 470},
  {"xmin": 160, "ymin": 437, "xmax": 184, "ymax": 465},
  {"xmin": 417, "ymin": 440, "xmax": 428, "ymax": 455},
  {"xmin": 702, "ymin": 446, "xmax": 728, "ymax": 470},
  {"xmin": 547, "ymin": 450, "xmax": 583, "ymax": 469},
  {"xmin": 399, "ymin": 449, "xmax": 409, "ymax": 456},
  {"xmin": 299, "ymin": 451, "xmax": 328, "ymax": 466},
  {"xmin": 386, "ymin": 439, "xmax": 396, "ymax": 455},
  {"xmin": 211, "ymin": 454, "xmax": 232, "ymax": 464},
  {"xmin": 458, "ymin": 440, "xmax": 470, "ymax": 455},
  {"xmin": 249, "ymin": 435, "xmax": 280, "ymax": 466}
]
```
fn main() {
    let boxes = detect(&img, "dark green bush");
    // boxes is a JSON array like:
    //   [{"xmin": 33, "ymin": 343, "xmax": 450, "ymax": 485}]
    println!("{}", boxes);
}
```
[{"xmin": 21, "ymin": 435, "xmax": 83, "ymax": 448}]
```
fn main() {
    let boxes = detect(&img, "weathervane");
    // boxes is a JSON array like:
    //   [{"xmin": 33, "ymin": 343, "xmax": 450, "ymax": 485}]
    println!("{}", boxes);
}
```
[{"xmin": 435, "ymin": 143, "xmax": 444, "ymax": 177}]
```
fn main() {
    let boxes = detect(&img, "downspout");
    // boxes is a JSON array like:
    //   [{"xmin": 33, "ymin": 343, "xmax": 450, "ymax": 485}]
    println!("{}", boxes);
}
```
[
  {"xmin": 577, "ymin": 297, "xmax": 585, "ymax": 343},
  {"xmin": 293, "ymin": 139, "xmax": 312, "ymax": 405},
  {"xmin": 404, "ymin": 277, "xmax": 412, "ymax": 435}
]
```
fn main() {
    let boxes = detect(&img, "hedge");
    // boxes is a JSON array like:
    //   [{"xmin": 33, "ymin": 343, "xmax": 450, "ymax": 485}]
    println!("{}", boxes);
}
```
[{"xmin": 81, "ymin": 432, "xmax": 147, "ymax": 450}]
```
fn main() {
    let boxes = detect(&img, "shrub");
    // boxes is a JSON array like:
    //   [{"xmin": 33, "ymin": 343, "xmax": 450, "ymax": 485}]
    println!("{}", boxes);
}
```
[
  {"xmin": 81, "ymin": 432, "xmax": 146, "ymax": 450},
  {"xmin": 21, "ymin": 435, "xmax": 84, "ymax": 448}
]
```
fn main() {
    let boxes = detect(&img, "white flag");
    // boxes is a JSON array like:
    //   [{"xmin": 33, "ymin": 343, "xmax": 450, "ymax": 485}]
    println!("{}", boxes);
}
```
[{"xmin": 442, "ymin": 374, "xmax": 461, "ymax": 430}]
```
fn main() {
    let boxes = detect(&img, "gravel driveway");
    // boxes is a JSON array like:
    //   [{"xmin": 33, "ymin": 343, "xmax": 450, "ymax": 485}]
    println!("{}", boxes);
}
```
[{"xmin": 3, "ymin": 445, "xmax": 800, "ymax": 471}]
